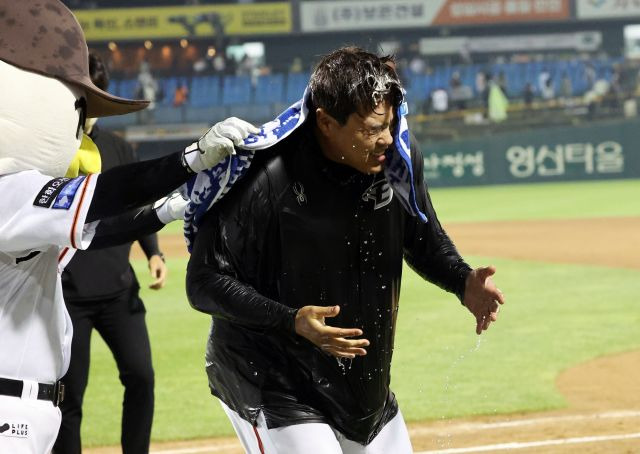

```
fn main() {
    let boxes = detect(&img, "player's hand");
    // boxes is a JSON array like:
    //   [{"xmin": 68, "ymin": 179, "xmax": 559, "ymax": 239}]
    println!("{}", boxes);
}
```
[
  {"xmin": 154, "ymin": 192, "xmax": 188, "ymax": 224},
  {"xmin": 181, "ymin": 117, "xmax": 260, "ymax": 173},
  {"xmin": 463, "ymin": 266, "xmax": 505, "ymax": 335},
  {"xmin": 295, "ymin": 305, "xmax": 369, "ymax": 359},
  {"xmin": 148, "ymin": 254, "xmax": 167, "ymax": 290}
]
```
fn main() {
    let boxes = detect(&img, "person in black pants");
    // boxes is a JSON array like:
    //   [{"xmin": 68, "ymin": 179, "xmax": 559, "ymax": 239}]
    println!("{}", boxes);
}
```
[{"xmin": 53, "ymin": 53, "xmax": 167, "ymax": 454}]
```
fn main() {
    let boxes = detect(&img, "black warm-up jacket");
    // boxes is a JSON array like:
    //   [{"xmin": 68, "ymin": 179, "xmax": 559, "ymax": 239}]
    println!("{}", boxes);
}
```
[{"xmin": 186, "ymin": 124, "xmax": 472, "ymax": 445}]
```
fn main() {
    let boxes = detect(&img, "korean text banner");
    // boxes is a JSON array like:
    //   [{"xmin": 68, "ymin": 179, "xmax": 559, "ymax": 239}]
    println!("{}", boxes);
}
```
[
  {"xmin": 432, "ymin": 0, "xmax": 570, "ymax": 25},
  {"xmin": 577, "ymin": 0, "xmax": 640, "ymax": 19},
  {"xmin": 300, "ymin": 0, "xmax": 570, "ymax": 32},
  {"xmin": 300, "ymin": 1, "xmax": 442, "ymax": 32},
  {"xmin": 74, "ymin": 3, "xmax": 292, "ymax": 40}
]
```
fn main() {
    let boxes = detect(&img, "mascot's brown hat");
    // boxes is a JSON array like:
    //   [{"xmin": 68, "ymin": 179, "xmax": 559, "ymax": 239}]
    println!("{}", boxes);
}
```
[{"xmin": 0, "ymin": 0, "xmax": 148, "ymax": 117}]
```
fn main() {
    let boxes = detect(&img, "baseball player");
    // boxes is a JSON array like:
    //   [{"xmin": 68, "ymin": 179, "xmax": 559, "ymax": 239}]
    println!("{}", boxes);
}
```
[
  {"xmin": 0, "ymin": 1, "xmax": 258, "ymax": 452},
  {"xmin": 186, "ymin": 47, "xmax": 505, "ymax": 453}
]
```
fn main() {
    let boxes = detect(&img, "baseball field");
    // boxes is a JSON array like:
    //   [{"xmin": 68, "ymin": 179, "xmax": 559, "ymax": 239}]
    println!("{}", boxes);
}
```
[{"xmin": 84, "ymin": 178, "xmax": 640, "ymax": 453}]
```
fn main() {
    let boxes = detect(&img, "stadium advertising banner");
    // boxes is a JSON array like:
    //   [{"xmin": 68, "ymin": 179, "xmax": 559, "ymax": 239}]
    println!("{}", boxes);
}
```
[
  {"xmin": 420, "ymin": 119, "xmax": 640, "ymax": 187},
  {"xmin": 299, "ymin": 0, "xmax": 570, "ymax": 32},
  {"xmin": 74, "ymin": 3, "xmax": 292, "ymax": 40},
  {"xmin": 432, "ymin": 0, "xmax": 570, "ymax": 25},
  {"xmin": 300, "ymin": 1, "xmax": 442, "ymax": 32},
  {"xmin": 577, "ymin": 0, "xmax": 640, "ymax": 19}
]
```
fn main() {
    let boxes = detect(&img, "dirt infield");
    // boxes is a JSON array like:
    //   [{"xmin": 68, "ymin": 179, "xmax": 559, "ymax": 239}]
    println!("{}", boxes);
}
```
[
  {"xmin": 118, "ymin": 217, "xmax": 640, "ymax": 453},
  {"xmin": 135, "ymin": 217, "xmax": 640, "ymax": 271}
]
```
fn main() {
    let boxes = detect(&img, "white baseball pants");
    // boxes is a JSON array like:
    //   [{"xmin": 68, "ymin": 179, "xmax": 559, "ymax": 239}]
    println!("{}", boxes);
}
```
[
  {"xmin": 220, "ymin": 400, "xmax": 413, "ymax": 454},
  {"xmin": 0, "ymin": 393, "xmax": 61, "ymax": 454}
]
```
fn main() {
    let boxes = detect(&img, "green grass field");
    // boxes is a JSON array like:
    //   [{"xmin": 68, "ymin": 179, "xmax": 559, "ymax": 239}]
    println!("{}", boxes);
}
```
[{"xmin": 81, "ymin": 179, "xmax": 640, "ymax": 447}]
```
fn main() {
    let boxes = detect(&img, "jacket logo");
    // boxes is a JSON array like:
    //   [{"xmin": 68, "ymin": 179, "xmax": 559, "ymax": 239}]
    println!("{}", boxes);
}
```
[
  {"xmin": 292, "ymin": 182, "xmax": 307, "ymax": 205},
  {"xmin": 362, "ymin": 179, "xmax": 393, "ymax": 210}
]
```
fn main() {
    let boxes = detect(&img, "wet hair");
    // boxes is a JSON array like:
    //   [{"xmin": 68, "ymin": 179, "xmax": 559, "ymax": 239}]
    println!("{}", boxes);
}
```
[
  {"xmin": 88, "ymin": 52, "xmax": 110, "ymax": 91},
  {"xmin": 309, "ymin": 46, "xmax": 403, "ymax": 125}
]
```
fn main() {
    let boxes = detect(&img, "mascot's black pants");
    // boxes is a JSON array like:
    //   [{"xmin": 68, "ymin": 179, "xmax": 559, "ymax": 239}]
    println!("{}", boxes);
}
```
[{"xmin": 53, "ymin": 288, "xmax": 154, "ymax": 454}]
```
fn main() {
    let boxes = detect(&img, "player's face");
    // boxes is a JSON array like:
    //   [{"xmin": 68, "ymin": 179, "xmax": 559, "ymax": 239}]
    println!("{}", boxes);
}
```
[{"xmin": 329, "ymin": 99, "xmax": 395, "ymax": 175}]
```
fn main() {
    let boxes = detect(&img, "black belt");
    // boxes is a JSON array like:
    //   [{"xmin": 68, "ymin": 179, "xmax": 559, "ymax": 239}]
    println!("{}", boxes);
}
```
[{"xmin": 0, "ymin": 378, "xmax": 65, "ymax": 407}]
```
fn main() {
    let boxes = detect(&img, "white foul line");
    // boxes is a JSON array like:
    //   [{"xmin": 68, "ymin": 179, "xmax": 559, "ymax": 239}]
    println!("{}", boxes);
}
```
[
  {"xmin": 150, "ymin": 411, "xmax": 640, "ymax": 454},
  {"xmin": 408, "ymin": 409, "xmax": 640, "ymax": 435},
  {"xmin": 151, "ymin": 431, "xmax": 640, "ymax": 454},
  {"xmin": 415, "ymin": 432, "xmax": 640, "ymax": 454},
  {"xmin": 151, "ymin": 443, "xmax": 239, "ymax": 453}
]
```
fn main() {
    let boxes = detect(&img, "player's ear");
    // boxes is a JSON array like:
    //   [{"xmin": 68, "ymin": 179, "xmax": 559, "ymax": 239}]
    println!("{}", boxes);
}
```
[{"xmin": 315, "ymin": 108, "xmax": 337, "ymax": 138}]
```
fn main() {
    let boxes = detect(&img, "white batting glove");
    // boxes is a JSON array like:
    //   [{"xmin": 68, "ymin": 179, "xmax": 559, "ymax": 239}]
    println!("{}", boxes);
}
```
[
  {"xmin": 181, "ymin": 117, "xmax": 260, "ymax": 173},
  {"xmin": 154, "ymin": 192, "xmax": 189, "ymax": 224}
]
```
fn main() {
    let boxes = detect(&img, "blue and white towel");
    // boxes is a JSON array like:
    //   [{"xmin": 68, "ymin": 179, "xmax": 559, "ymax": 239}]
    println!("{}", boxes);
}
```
[{"xmin": 181, "ymin": 86, "xmax": 427, "ymax": 252}]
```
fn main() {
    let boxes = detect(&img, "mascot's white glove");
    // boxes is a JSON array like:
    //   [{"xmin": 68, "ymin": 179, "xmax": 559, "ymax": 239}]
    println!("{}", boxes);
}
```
[
  {"xmin": 154, "ymin": 192, "xmax": 189, "ymax": 224},
  {"xmin": 181, "ymin": 117, "xmax": 260, "ymax": 173}
]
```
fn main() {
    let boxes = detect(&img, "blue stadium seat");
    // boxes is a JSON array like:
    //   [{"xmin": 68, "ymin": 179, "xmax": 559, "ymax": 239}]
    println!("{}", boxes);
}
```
[
  {"xmin": 222, "ymin": 75, "xmax": 252, "ymax": 106},
  {"xmin": 99, "ymin": 112, "xmax": 136, "ymax": 129},
  {"xmin": 228, "ymin": 104, "xmax": 274, "ymax": 124},
  {"xmin": 154, "ymin": 105, "xmax": 183, "ymax": 124},
  {"xmin": 118, "ymin": 78, "xmax": 138, "ymax": 99},
  {"xmin": 184, "ymin": 106, "xmax": 228, "ymax": 123},
  {"xmin": 190, "ymin": 76, "xmax": 220, "ymax": 107},
  {"xmin": 255, "ymin": 74, "xmax": 285, "ymax": 104},
  {"xmin": 285, "ymin": 72, "xmax": 310, "ymax": 104},
  {"xmin": 107, "ymin": 79, "xmax": 119, "ymax": 97},
  {"xmin": 159, "ymin": 77, "xmax": 178, "ymax": 106}
]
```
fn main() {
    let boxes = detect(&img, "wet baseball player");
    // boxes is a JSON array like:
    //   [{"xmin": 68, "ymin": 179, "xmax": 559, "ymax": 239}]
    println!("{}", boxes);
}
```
[
  {"xmin": 0, "ymin": 1, "xmax": 258, "ymax": 452},
  {"xmin": 186, "ymin": 47, "xmax": 504, "ymax": 453}
]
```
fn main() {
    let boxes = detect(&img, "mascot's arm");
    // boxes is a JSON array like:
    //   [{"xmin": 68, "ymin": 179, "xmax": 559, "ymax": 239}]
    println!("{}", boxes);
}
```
[
  {"xmin": 87, "ymin": 193, "xmax": 186, "ymax": 250},
  {"xmin": 85, "ymin": 117, "xmax": 258, "ymax": 224}
]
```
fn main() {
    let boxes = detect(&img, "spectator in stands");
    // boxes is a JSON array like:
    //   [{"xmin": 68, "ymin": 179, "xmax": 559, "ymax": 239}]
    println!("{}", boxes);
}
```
[
  {"xmin": 430, "ymin": 87, "xmax": 449, "ymax": 113},
  {"xmin": 237, "ymin": 54, "xmax": 254, "ymax": 76},
  {"xmin": 409, "ymin": 54, "xmax": 426, "ymax": 75},
  {"xmin": 584, "ymin": 62, "xmax": 596, "ymax": 90},
  {"xmin": 449, "ymin": 72, "xmax": 472, "ymax": 110},
  {"xmin": 173, "ymin": 83, "xmax": 189, "ymax": 107},
  {"xmin": 584, "ymin": 70, "xmax": 611, "ymax": 118},
  {"xmin": 523, "ymin": 82, "xmax": 534, "ymax": 107},
  {"xmin": 193, "ymin": 56, "xmax": 208, "ymax": 74},
  {"xmin": 488, "ymin": 78, "xmax": 508, "ymax": 122},
  {"xmin": 475, "ymin": 70, "xmax": 487, "ymax": 104},
  {"xmin": 538, "ymin": 68, "xmax": 551, "ymax": 96},
  {"xmin": 290, "ymin": 57, "xmax": 304, "ymax": 74},
  {"xmin": 497, "ymin": 71, "xmax": 508, "ymax": 97},
  {"xmin": 213, "ymin": 52, "xmax": 227, "ymax": 74},
  {"xmin": 560, "ymin": 72, "xmax": 573, "ymax": 103},
  {"xmin": 541, "ymin": 75, "xmax": 555, "ymax": 101},
  {"xmin": 136, "ymin": 61, "xmax": 159, "ymax": 124}
]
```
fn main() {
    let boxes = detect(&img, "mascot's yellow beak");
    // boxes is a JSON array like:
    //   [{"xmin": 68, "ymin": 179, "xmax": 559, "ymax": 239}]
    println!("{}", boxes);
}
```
[{"xmin": 65, "ymin": 133, "xmax": 101, "ymax": 177}]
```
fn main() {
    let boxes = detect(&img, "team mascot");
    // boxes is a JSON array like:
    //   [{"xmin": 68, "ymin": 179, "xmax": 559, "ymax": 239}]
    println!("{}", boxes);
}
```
[{"xmin": 0, "ymin": 1, "xmax": 257, "ymax": 452}]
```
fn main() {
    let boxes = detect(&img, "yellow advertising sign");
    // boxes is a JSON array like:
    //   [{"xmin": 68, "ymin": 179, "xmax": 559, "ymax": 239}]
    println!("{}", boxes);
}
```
[{"xmin": 74, "ymin": 3, "xmax": 292, "ymax": 41}]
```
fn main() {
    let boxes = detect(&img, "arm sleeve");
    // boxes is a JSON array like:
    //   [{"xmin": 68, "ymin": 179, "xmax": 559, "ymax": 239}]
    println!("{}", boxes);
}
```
[
  {"xmin": 0, "ymin": 171, "xmax": 98, "ymax": 252},
  {"xmin": 186, "ymin": 168, "xmax": 297, "ymax": 334},
  {"xmin": 403, "ymin": 140, "xmax": 472, "ymax": 302},
  {"xmin": 86, "ymin": 150, "xmax": 191, "ymax": 223},
  {"xmin": 138, "ymin": 233, "xmax": 161, "ymax": 259},
  {"xmin": 87, "ymin": 205, "xmax": 164, "ymax": 251}
]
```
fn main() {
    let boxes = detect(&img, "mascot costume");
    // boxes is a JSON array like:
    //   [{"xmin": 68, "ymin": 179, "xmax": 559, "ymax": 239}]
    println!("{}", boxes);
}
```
[{"xmin": 0, "ymin": 1, "xmax": 257, "ymax": 452}]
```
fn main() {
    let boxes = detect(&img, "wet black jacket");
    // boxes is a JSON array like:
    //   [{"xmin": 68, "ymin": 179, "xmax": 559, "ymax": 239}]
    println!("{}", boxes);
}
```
[{"xmin": 186, "ymin": 125, "xmax": 472, "ymax": 444}]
